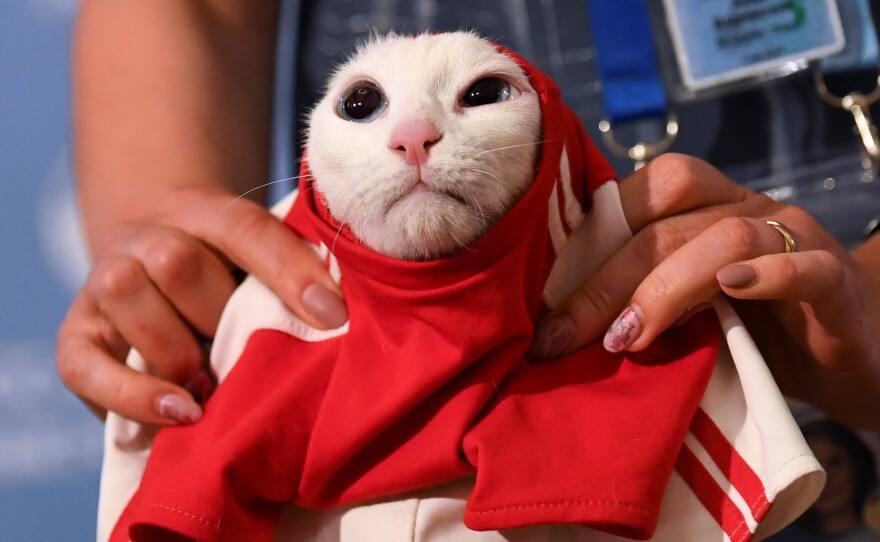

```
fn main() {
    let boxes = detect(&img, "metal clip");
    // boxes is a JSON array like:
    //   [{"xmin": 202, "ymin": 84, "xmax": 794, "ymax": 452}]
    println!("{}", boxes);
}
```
[
  {"xmin": 814, "ymin": 70, "xmax": 880, "ymax": 163},
  {"xmin": 598, "ymin": 112, "xmax": 679, "ymax": 170}
]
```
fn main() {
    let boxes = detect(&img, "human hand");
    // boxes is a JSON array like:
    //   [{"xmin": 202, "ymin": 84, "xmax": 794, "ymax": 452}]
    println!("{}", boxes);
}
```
[
  {"xmin": 528, "ymin": 154, "xmax": 880, "ymax": 427},
  {"xmin": 56, "ymin": 184, "xmax": 347, "ymax": 425}
]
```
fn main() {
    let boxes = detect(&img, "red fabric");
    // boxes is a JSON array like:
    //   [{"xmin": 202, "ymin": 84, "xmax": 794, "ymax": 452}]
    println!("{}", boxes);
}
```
[
  {"xmin": 688, "ymin": 409, "xmax": 770, "ymax": 521},
  {"xmin": 675, "ymin": 446, "xmax": 753, "ymax": 542},
  {"xmin": 111, "ymin": 47, "xmax": 718, "ymax": 542}
]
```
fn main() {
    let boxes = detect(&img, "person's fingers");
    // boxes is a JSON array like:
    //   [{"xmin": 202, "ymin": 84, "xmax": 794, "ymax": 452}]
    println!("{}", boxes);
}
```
[
  {"xmin": 127, "ymin": 226, "xmax": 237, "ymax": 337},
  {"xmin": 717, "ymin": 250, "xmax": 867, "ymax": 369},
  {"xmin": 164, "ymin": 186, "xmax": 348, "ymax": 330},
  {"xmin": 527, "ymin": 237, "xmax": 657, "ymax": 362},
  {"xmin": 56, "ymin": 294, "xmax": 202, "ymax": 425},
  {"xmin": 86, "ymin": 255, "xmax": 208, "ymax": 387},
  {"xmin": 528, "ymin": 198, "xmax": 770, "ymax": 361},
  {"xmin": 717, "ymin": 250, "xmax": 847, "ymax": 302},
  {"xmin": 64, "ymin": 348, "xmax": 202, "ymax": 426},
  {"xmin": 605, "ymin": 215, "xmax": 806, "ymax": 352},
  {"xmin": 618, "ymin": 154, "xmax": 749, "ymax": 232},
  {"xmin": 528, "ymin": 158, "xmax": 753, "ymax": 362}
]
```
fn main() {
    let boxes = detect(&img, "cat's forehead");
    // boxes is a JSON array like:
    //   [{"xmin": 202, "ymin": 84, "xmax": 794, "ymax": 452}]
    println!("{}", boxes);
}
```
[{"xmin": 328, "ymin": 32, "xmax": 530, "ymax": 94}]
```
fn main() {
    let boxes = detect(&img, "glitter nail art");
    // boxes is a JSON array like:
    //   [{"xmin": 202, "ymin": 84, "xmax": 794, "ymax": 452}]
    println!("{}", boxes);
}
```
[{"xmin": 603, "ymin": 306, "xmax": 642, "ymax": 353}]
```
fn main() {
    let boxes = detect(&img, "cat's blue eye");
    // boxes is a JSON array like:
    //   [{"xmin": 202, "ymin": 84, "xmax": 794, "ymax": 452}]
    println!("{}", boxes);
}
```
[
  {"xmin": 338, "ymin": 82, "xmax": 387, "ymax": 122},
  {"xmin": 461, "ymin": 77, "xmax": 512, "ymax": 107}
]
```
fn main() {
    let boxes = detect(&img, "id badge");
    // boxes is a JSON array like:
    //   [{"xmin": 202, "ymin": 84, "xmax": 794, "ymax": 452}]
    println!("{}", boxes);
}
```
[{"xmin": 662, "ymin": 0, "xmax": 845, "ymax": 91}]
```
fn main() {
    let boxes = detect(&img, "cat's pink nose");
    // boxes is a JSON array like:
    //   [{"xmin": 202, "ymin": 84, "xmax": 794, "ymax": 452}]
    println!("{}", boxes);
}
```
[{"xmin": 389, "ymin": 120, "xmax": 442, "ymax": 166}]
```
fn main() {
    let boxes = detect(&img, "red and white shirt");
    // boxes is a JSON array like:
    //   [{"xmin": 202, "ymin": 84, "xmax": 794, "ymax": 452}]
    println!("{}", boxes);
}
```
[{"xmin": 99, "ymin": 46, "xmax": 824, "ymax": 542}]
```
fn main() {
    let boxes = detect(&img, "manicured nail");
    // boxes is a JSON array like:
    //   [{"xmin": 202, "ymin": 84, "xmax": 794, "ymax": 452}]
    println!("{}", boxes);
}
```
[
  {"xmin": 183, "ymin": 370, "xmax": 215, "ymax": 403},
  {"xmin": 717, "ymin": 264, "xmax": 757, "ymax": 289},
  {"xmin": 604, "ymin": 305, "xmax": 643, "ymax": 353},
  {"xmin": 155, "ymin": 394, "xmax": 203, "ymax": 425},
  {"xmin": 302, "ymin": 284, "xmax": 348, "ymax": 328},
  {"xmin": 527, "ymin": 317, "xmax": 574, "ymax": 362}
]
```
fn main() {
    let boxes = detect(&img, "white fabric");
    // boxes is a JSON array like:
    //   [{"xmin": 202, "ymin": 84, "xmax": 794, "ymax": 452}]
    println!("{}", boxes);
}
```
[
  {"xmin": 707, "ymin": 299, "xmax": 826, "ymax": 540},
  {"xmin": 558, "ymin": 145, "xmax": 586, "ymax": 231},
  {"xmin": 542, "ymin": 181, "xmax": 631, "ymax": 308},
  {"xmin": 97, "ymin": 183, "xmax": 823, "ymax": 542},
  {"xmin": 97, "ymin": 353, "xmax": 153, "ymax": 542}
]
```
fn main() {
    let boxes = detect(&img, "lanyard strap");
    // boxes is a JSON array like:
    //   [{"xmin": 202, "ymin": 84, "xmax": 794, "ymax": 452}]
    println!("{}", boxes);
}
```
[{"xmin": 586, "ymin": 0, "xmax": 668, "ymax": 123}]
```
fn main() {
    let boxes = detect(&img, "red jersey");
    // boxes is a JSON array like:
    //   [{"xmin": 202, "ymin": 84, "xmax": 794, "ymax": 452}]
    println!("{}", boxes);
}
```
[{"xmin": 110, "ymin": 46, "xmax": 721, "ymax": 542}]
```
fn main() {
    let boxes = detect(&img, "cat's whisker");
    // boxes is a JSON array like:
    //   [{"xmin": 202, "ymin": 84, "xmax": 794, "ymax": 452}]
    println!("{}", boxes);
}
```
[
  {"xmin": 331, "ymin": 187, "xmax": 374, "ymax": 253},
  {"xmin": 331, "ymin": 212, "xmax": 352, "ymax": 254},
  {"xmin": 471, "ymin": 139, "xmax": 546, "ymax": 159},
  {"xmin": 472, "ymin": 135, "xmax": 491, "ymax": 147},
  {"xmin": 331, "ymin": 221, "xmax": 346, "ymax": 254},
  {"xmin": 299, "ymin": 178, "xmax": 317, "ymax": 192},
  {"xmin": 217, "ymin": 175, "xmax": 314, "ymax": 218},
  {"xmin": 309, "ymin": 163, "xmax": 369, "ymax": 171},
  {"xmin": 440, "ymin": 214, "xmax": 479, "ymax": 254},
  {"xmin": 472, "ymin": 167, "xmax": 503, "ymax": 188},
  {"xmin": 447, "ymin": 226, "xmax": 478, "ymax": 254},
  {"xmin": 471, "ymin": 168, "xmax": 508, "ymax": 222},
  {"xmin": 472, "ymin": 198, "xmax": 488, "ymax": 228}
]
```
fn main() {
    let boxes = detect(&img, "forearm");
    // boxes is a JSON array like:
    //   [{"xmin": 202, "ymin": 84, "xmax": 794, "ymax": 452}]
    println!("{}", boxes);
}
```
[{"xmin": 72, "ymin": 0, "xmax": 280, "ymax": 256}]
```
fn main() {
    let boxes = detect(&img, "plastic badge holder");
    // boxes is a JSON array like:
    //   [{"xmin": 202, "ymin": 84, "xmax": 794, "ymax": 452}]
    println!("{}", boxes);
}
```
[
  {"xmin": 644, "ymin": 0, "xmax": 880, "ymax": 248},
  {"xmin": 648, "ymin": 0, "xmax": 843, "ymax": 103},
  {"xmin": 746, "ymin": 150, "xmax": 880, "ymax": 248},
  {"xmin": 760, "ymin": 0, "xmax": 880, "ymax": 247}
]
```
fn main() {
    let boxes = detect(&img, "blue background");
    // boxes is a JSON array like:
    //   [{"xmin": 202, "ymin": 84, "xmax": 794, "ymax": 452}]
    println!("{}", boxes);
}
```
[{"xmin": 0, "ymin": 1, "xmax": 102, "ymax": 541}]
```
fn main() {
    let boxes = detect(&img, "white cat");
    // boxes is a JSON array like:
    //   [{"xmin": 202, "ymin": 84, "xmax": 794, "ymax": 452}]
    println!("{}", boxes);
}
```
[{"xmin": 307, "ymin": 32, "xmax": 541, "ymax": 260}]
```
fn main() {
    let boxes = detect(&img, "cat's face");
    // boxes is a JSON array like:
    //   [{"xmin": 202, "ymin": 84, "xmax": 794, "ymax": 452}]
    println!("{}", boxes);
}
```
[{"xmin": 307, "ymin": 32, "xmax": 542, "ymax": 260}]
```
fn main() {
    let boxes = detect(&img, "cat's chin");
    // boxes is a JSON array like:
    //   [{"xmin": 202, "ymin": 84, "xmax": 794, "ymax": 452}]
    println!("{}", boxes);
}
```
[
  {"xmin": 358, "ymin": 192, "xmax": 491, "ymax": 260},
  {"xmin": 383, "ymin": 181, "xmax": 469, "ymax": 214}
]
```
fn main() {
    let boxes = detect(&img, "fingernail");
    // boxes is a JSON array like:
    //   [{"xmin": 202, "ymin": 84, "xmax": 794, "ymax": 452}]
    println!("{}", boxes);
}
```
[
  {"xmin": 155, "ymin": 394, "xmax": 203, "ymax": 424},
  {"xmin": 302, "ymin": 284, "xmax": 349, "ymax": 328},
  {"xmin": 717, "ymin": 264, "xmax": 757, "ymax": 288},
  {"xmin": 604, "ymin": 305, "xmax": 643, "ymax": 353},
  {"xmin": 183, "ymin": 370, "xmax": 215, "ymax": 403},
  {"xmin": 527, "ymin": 317, "xmax": 574, "ymax": 362}
]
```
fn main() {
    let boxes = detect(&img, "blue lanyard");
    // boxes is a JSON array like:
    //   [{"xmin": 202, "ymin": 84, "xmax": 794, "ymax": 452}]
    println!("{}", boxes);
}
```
[{"xmin": 586, "ymin": 0, "xmax": 668, "ymax": 123}]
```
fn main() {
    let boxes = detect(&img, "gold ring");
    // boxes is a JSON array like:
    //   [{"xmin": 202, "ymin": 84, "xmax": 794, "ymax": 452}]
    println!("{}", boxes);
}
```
[{"xmin": 766, "ymin": 220, "xmax": 799, "ymax": 253}]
